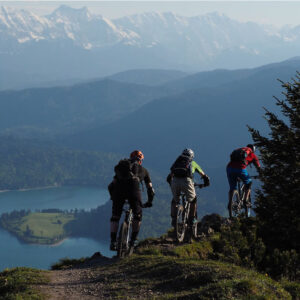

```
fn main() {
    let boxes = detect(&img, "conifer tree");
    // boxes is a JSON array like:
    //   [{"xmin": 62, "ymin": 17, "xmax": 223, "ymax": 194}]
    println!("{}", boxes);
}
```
[{"xmin": 249, "ymin": 72, "xmax": 300, "ymax": 252}]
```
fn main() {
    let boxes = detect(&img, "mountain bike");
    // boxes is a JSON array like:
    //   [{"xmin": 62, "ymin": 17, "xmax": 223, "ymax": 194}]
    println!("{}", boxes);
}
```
[
  {"xmin": 117, "ymin": 200, "xmax": 150, "ymax": 258},
  {"xmin": 176, "ymin": 183, "xmax": 205, "ymax": 243},
  {"xmin": 116, "ymin": 200, "xmax": 133, "ymax": 258},
  {"xmin": 228, "ymin": 175, "xmax": 258, "ymax": 218}
]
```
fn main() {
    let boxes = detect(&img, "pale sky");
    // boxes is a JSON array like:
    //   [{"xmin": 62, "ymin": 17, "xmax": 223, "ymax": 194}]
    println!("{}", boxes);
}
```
[{"xmin": 2, "ymin": 1, "xmax": 300, "ymax": 27}]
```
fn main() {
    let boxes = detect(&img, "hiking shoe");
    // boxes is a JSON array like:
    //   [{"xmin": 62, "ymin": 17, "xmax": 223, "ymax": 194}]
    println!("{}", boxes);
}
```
[
  {"xmin": 129, "ymin": 239, "xmax": 138, "ymax": 248},
  {"xmin": 189, "ymin": 218, "xmax": 198, "ymax": 225},
  {"xmin": 110, "ymin": 241, "xmax": 117, "ymax": 251}
]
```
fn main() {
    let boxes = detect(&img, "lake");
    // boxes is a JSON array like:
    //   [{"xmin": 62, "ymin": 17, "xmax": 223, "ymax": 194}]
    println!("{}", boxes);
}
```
[{"xmin": 0, "ymin": 186, "xmax": 113, "ymax": 270}]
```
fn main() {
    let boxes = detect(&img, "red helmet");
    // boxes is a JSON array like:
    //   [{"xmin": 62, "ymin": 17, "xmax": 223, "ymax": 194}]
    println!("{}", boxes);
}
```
[{"xmin": 130, "ymin": 150, "xmax": 144, "ymax": 164}]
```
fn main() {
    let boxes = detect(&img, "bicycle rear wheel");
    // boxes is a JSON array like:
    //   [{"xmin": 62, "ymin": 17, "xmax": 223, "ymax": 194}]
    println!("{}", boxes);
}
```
[
  {"xmin": 117, "ymin": 222, "xmax": 129, "ymax": 258},
  {"xmin": 229, "ymin": 190, "xmax": 242, "ymax": 217},
  {"xmin": 244, "ymin": 195, "xmax": 251, "ymax": 217},
  {"xmin": 176, "ymin": 204, "xmax": 188, "ymax": 242}
]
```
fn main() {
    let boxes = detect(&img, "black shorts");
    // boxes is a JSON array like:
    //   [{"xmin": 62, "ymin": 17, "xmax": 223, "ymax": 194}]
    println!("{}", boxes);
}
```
[{"xmin": 111, "ymin": 179, "xmax": 142, "ymax": 220}]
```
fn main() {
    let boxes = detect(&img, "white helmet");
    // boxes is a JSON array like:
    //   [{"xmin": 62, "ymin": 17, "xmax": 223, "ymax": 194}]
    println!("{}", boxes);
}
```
[{"xmin": 182, "ymin": 148, "xmax": 194, "ymax": 159}]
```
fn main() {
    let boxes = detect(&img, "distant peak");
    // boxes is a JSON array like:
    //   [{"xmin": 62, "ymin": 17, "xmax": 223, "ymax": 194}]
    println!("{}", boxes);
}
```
[{"xmin": 51, "ymin": 5, "xmax": 91, "ymax": 18}]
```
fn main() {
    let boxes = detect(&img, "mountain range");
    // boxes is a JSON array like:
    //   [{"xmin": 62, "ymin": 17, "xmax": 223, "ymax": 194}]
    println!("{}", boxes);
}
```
[
  {"xmin": 1, "ymin": 5, "xmax": 300, "ymax": 90},
  {"xmin": 1, "ymin": 56, "xmax": 299, "ymax": 208}
]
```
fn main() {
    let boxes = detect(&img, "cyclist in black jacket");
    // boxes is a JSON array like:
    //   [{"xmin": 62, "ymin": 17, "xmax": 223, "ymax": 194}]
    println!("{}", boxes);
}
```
[{"xmin": 108, "ymin": 150, "xmax": 155, "ymax": 251}]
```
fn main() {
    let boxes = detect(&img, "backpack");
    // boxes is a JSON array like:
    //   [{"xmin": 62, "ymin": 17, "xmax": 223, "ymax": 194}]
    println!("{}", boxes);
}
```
[
  {"xmin": 114, "ymin": 159, "xmax": 138, "ymax": 180},
  {"xmin": 230, "ymin": 148, "xmax": 248, "ymax": 164},
  {"xmin": 171, "ymin": 155, "xmax": 192, "ymax": 178}
]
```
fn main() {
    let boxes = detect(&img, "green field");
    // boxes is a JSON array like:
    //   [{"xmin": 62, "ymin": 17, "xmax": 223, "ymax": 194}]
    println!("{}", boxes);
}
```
[{"xmin": 1, "ymin": 212, "xmax": 75, "ymax": 245}]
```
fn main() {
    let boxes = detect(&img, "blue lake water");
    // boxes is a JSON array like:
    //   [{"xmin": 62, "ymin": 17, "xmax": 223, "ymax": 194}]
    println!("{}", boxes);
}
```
[{"xmin": 0, "ymin": 186, "xmax": 113, "ymax": 270}]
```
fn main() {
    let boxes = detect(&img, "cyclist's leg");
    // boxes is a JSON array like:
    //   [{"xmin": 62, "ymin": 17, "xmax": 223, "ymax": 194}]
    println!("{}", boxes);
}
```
[
  {"xmin": 240, "ymin": 169, "xmax": 252, "ymax": 204},
  {"xmin": 171, "ymin": 177, "xmax": 183, "ymax": 227},
  {"xmin": 128, "ymin": 183, "xmax": 143, "ymax": 245},
  {"xmin": 183, "ymin": 177, "xmax": 196, "ymax": 223},
  {"xmin": 171, "ymin": 198, "xmax": 178, "ymax": 228},
  {"xmin": 110, "ymin": 190, "xmax": 125, "ymax": 250},
  {"xmin": 226, "ymin": 166, "xmax": 238, "ymax": 218}
]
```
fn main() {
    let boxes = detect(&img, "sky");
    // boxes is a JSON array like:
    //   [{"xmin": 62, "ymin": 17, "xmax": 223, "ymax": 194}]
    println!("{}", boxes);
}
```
[{"xmin": 1, "ymin": 1, "xmax": 300, "ymax": 27}]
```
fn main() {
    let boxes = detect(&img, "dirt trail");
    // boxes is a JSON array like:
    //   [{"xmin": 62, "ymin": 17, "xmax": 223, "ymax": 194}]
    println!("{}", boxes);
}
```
[{"xmin": 39, "ymin": 254, "xmax": 116, "ymax": 300}]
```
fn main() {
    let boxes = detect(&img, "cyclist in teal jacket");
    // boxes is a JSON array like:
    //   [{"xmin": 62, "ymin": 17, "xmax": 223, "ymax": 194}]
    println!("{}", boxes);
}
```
[{"xmin": 167, "ymin": 149, "xmax": 210, "ymax": 227}]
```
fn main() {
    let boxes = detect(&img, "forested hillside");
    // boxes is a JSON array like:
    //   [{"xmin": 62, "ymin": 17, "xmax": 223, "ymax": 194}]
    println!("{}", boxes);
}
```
[
  {"xmin": 0, "ymin": 137, "xmax": 118, "ymax": 190},
  {"xmin": 62, "ymin": 58, "xmax": 300, "ymax": 208},
  {"xmin": 0, "ymin": 79, "xmax": 172, "ymax": 137}
]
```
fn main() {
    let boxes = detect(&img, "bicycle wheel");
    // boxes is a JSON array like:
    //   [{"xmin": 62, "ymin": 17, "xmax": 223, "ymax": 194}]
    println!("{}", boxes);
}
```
[
  {"xmin": 176, "ymin": 204, "xmax": 188, "ymax": 242},
  {"xmin": 229, "ymin": 190, "xmax": 242, "ymax": 217},
  {"xmin": 117, "ymin": 222, "xmax": 129, "ymax": 258},
  {"xmin": 244, "ymin": 195, "xmax": 251, "ymax": 217}
]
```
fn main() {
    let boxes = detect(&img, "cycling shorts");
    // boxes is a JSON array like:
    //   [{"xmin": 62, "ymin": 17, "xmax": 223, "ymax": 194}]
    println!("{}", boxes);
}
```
[{"xmin": 226, "ymin": 166, "xmax": 251, "ymax": 191}]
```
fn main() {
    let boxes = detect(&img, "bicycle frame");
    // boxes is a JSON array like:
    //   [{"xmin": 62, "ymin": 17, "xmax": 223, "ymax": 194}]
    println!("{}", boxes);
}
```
[
  {"xmin": 175, "ymin": 183, "xmax": 205, "ymax": 243},
  {"xmin": 230, "ymin": 175, "xmax": 258, "ymax": 218},
  {"xmin": 117, "ymin": 201, "xmax": 133, "ymax": 258}
]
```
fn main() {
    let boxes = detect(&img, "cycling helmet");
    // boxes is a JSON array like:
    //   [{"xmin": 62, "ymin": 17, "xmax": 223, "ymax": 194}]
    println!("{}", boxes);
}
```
[
  {"xmin": 182, "ymin": 148, "xmax": 194, "ymax": 159},
  {"xmin": 130, "ymin": 150, "xmax": 144, "ymax": 164},
  {"xmin": 247, "ymin": 144, "xmax": 256, "ymax": 152}
]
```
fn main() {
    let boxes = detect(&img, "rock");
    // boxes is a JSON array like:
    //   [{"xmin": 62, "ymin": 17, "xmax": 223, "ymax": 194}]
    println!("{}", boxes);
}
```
[
  {"xmin": 197, "ymin": 213, "xmax": 225, "ymax": 236},
  {"xmin": 91, "ymin": 252, "xmax": 103, "ymax": 259}
]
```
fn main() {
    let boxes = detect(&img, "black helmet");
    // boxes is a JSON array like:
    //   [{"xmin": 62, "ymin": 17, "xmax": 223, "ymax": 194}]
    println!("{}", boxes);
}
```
[
  {"xmin": 247, "ymin": 144, "xmax": 256, "ymax": 152},
  {"xmin": 182, "ymin": 148, "xmax": 194, "ymax": 159}
]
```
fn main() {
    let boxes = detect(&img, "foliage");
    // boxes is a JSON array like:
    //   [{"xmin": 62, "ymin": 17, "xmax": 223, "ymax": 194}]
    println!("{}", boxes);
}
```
[
  {"xmin": 0, "ymin": 136, "xmax": 119, "ymax": 190},
  {"xmin": 88, "ymin": 255, "xmax": 291, "ymax": 299},
  {"xmin": 248, "ymin": 73, "xmax": 300, "ymax": 280},
  {"xmin": 0, "ymin": 267, "xmax": 48, "ymax": 299},
  {"xmin": 213, "ymin": 218, "xmax": 266, "ymax": 268},
  {"xmin": 249, "ymin": 73, "xmax": 300, "ymax": 252},
  {"xmin": 51, "ymin": 257, "xmax": 88, "ymax": 270}
]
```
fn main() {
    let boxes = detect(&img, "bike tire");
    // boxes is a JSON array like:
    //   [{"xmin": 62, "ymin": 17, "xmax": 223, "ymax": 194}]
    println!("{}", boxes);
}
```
[
  {"xmin": 244, "ymin": 195, "xmax": 251, "ymax": 217},
  {"xmin": 117, "ymin": 222, "xmax": 129, "ymax": 258},
  {"xmin": 176, "ymin": 205, "xmax": 188, "ymax": 242},
  {"xmin": 229, "ymin": 190, "xmax": 241, "ymax": 217}
]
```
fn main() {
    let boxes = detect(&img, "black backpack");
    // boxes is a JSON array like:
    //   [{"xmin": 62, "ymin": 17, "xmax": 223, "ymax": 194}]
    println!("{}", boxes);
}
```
[
  {"xmin": 114, "ymin": 159, "xmax": 138, "ymax": 180},
  {"xmin": 230, "ymin": 148, "xmax": 247, "ymax": 164},
  {"xmin": 171, "ymin": 155, "xmax": 192, "ymax": 178}
]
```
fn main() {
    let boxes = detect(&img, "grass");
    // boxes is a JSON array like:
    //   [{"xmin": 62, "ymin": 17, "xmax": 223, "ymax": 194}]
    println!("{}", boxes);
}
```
[
  {"xmin": 51, "ymin": 257, "xmax": 88, "ymax": 270},
  {"xmin": 90, "ymin": 254, "xmax": 292, "ymax": 299},
  {"xmin": 0, "ymin": 267, "xmax": 49, "ymax": 299},
  {"xmin": 2, "ymin": 212, "xmax": 75, "ymax": 244}
]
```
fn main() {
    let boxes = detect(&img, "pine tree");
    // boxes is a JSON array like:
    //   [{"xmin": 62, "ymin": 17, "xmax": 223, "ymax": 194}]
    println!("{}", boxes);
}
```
[{"xmin": 249, "ymin": 72, "xmax": 300, "ymax": 252}]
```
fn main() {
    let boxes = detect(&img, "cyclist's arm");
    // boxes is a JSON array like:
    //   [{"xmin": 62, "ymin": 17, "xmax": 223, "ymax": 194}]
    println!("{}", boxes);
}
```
[
  {"xmin": 192, "ymin": 161, "xmax": 210, "ymax": 186},
  {"xmin": 248, "ymin": 153, "xmax": 261, "ymax": 169},
  {"xmin": 191, "ymin": 161, "xmax": 205, "ymax": 176},
  {"xmin": 142, "ymin": 167, "xmax": 155, "ymax": 202}
]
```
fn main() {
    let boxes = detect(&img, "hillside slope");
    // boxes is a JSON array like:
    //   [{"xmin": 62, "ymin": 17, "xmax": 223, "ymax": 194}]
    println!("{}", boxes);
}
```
[
  {"xmin": 0, "ymin": 79, "xmax": 171, "ymax": 137},
  {"xmin": 1, "ymin": 233, "xmax": 295, "ymax": 299},
  {"xmin": 63, "ymin": 58, "xmax": 300, "ymax": 208}
]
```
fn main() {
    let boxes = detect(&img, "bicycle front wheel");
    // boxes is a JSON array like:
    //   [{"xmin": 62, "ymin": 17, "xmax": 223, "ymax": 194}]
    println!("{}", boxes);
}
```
[
  {"xmin": 176, "ymin": 205, "xmax": 188, "ymax": 242},
  {"xmin": 229, "ymin": 190, "xmax": 242, "ymax": 217},
  {"xmin": 117, "ymin": 222, "xmax": 129, "ymax": 258}
]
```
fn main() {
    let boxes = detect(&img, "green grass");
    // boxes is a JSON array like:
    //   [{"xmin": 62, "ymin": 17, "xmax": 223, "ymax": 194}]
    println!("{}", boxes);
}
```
[
  {"xmin": 0, "ymin": 267, "xmax": 49, "ymax": 299},
  {"xmin": 91, "ymin": 255, "xmax": 292, "ymax": 299},
  {"xmin": 1, "ymin": 212, "xmax": 75, "ymax": 244},
  {"xmin": 51, "ymin": 257, "xmax": 88, "ymax": 270}
]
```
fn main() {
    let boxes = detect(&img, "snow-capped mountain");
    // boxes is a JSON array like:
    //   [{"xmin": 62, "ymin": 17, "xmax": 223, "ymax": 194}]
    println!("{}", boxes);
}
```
[{"xmin": 1, "ymin": 5, "xmax": 300, "ymax": 89}]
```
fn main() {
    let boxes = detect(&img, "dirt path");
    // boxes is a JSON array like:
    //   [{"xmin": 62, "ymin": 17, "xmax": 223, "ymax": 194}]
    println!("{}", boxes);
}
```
[{"xmin": 39, "ymin": 254, "xmax": 117, "ymax": 300}]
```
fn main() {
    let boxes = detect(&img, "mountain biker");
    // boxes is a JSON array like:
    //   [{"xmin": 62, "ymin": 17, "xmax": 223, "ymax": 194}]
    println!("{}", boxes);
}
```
[
  {"xmin": 227, "ymin": 144, "xmax": 261, "ymax": 218},
  {"xmin": 108, "ymin": 150, "xmax": 155, "ymax": 251},
  {"xmin": 167, "ymin": 148, "xmax": 210, "ymax": 228}
]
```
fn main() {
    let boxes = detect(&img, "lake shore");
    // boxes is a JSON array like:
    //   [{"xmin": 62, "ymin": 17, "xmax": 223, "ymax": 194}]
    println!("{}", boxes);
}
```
[
  {"xmin": 0, "ymin": 212, "xmax": 75, "ymax": 246},
  {"xmin": 0, "ymin": 185, "xmax": 59, "ymax": 194}
]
